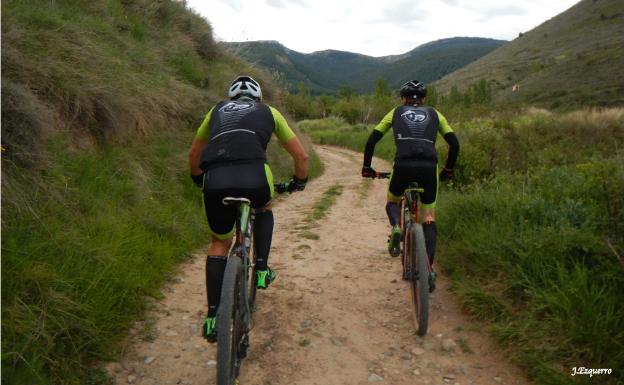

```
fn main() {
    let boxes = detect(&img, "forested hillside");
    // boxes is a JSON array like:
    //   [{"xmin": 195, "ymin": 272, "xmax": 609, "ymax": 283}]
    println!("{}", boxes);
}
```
[
  {"xmin": 1, "ymin": 1, "xmax": 320, "ymax": 384},
  {"xmin": 225, "ymin": 37, "xmax": 505, "ymax": 94}
]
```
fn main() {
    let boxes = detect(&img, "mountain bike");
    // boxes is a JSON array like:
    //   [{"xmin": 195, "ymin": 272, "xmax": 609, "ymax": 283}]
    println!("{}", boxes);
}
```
[
  {"xmin": 369, "ymin": 172, "xmax": 431, "ymax": 336},
  {"xmin": 216, "ymin": 182, "xmax": 292, "ymax": 385}
]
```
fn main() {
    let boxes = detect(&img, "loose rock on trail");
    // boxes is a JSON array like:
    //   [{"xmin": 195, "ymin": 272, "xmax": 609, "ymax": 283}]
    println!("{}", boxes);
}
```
[{"xmin": 108, "ymin": 146, "xmax": 530, "ymax": 385}]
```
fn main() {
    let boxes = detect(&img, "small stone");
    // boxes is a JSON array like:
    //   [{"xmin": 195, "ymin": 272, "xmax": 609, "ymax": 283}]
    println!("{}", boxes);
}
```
[
  {"xmin": 400, "ymin": 353, "xmax": 412, "ymax": 360},
  {"xmin": 145, "ymin": 356, "xmax": 156, "ymax": 364},
  {"xmin": 441, "ymin": 339, "xmax": 457, "ymax": 352},
  {"xmin": 165, "ymin": 330, "xmax": 179, "ymax": 337},
  {"xmin": 444, "ymin": 373, "xmax": 456, "ymax": 380},
  {"xmin": 412, "ymin": 347, "xmax": 425, "ymax": 355},
  {"xmin": 127, "ymin": 375, "xmax": 137, "ymax": 384},
  {"xmin": 494, "ymin": 377, "xmax": 502, "ymax": 383},
  {"xmin": 206, "ymin": 360, "xmax": 217, "ymax": 367},
  {"xmin": 436, "ymin": 333, "xmax": 443, "ymax": 338},
  {"xmin": 413, "ymin": 369, "xmax": 421, "ymax": 375},
  {"xmin": 174, "ymin": 354, "xmax": 181, "ymax": 359},
  {"xmin": 368, "ymin": 373, "xmax": 384, "ymax": 383}
]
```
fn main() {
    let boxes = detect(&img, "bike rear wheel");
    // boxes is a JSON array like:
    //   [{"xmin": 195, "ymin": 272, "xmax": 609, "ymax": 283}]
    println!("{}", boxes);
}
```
[
  {"xmin": 217, "ymin": 257, "xmax": 245, "ymax": 385},
  {"xmin": 410, "ymin": 224, "xmax": 429, "ymax": 336}
]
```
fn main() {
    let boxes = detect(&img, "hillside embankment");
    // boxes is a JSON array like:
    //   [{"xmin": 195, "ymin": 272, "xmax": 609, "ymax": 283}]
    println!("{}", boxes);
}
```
[{"xmin": 1, "ymin": 2, "xmax": 319, "ymax": 384}]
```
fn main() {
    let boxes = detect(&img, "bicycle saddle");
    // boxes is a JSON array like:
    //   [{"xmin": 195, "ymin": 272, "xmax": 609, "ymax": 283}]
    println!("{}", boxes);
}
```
[{"xmin": 222, "ymin": 197, "xmax": 251, "ymax": 205}]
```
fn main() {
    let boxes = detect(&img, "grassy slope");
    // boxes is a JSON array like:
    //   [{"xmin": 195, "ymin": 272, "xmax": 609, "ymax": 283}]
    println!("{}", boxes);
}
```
[
  {"xmin": 433, "ymin": 0, "xmax": 624, "ymax": 108},
  {"xmin": 299, "ymin": 109, "xmax": 624, "ymax": 385},
  {"xmin": 1, "ymin": 1, "xmax": 320, "ymax": 384}
]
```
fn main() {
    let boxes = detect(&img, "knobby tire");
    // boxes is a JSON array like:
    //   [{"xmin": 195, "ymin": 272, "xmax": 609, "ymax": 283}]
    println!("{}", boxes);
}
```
[
  {"xmin": 411, "ymin": 224, "xmax": 429, "ymax": 336},
  {"xmin": 217, "ymin": 257, "xmax": 244, "ymax": 385}
]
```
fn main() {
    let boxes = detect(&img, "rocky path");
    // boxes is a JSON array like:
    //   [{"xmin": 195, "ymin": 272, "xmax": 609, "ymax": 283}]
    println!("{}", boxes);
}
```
[{"xmin": 108, "ymin": 145, "xmax": 530, "ymax": 385}]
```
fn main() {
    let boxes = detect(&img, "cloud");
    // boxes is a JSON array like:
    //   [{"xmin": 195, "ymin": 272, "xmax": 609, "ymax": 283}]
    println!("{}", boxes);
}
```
[
  {"xmin": 219, "ymin": 0, "xmax": 243, "ymax": 12},
  {"xmin": 367, "ymin": 1, "xmax": 430, "ymax": 27},
  {"xmin": 189, "ymin": 0, "xmax": 580, "ymax": 57},
  {"xmin": 265, "ymin": 0, "xmax": 308, "ymax": 9}
]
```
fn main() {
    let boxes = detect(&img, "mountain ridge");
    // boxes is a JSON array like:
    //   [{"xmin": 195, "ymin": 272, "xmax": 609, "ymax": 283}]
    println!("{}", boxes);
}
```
[{"xmin": 223, "ymin": 37, "xmax": 506, "ymax": 94}]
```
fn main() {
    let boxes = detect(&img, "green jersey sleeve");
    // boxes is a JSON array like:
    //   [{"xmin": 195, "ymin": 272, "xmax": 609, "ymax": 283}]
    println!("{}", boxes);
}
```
[
  {"xmin": 373, "ymin": 107, "xmax": 396, "ymax": 134},
  {"xmin": 436, "ymin": 109, "xmax": 454, "ymax": 136},
  {"xmin": 195, "ymin": 107, "xmax": 215, "ymax": 140},
  {"xmin": 269, "ymin": 106, "xmax": 296, "ymax": 143}
]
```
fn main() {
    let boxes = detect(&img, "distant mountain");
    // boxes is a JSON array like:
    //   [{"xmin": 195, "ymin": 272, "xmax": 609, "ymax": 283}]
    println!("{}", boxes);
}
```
[
  {"xmin": 433, "ymin": 0, "xmax": 624, "ymax": 107},
  {"xmin": 223, "ymin": 37, "xmax": 505, "ymax": 94}
]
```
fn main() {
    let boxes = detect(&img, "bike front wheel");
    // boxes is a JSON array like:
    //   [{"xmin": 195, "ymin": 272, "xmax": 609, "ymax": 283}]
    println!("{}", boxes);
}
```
[
  {"xmin": 409, "ymin": 224, "xmax": 429, "ymax": 336},
  {"xmin": 217, "ymin": 257, "xmax": 245, "ymax": 385}
]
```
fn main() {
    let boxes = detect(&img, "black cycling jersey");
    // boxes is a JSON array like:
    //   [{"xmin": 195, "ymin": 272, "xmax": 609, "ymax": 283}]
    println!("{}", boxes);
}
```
[{"xmin": 195, "ymin": 100, "xmax": 295, "ymax": 170}]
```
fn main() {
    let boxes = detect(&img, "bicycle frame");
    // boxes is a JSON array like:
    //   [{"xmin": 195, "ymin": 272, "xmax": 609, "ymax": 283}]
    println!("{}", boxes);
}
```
[
  {"xmin": 228, "ymin": 199, "xmax": 255, "ymax": 327},
  {"xmin": 401, "ymin": 187, "xmax": 424, "ymax": 226}
]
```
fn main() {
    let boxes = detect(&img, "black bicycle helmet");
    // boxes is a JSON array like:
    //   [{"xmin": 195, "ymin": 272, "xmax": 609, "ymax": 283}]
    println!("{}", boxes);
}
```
[
  {"xmin": 228, "ymin": 75, "xmax": 262, "ymax": 101},
  {"xmin": 399, "ymin": 80, "xmax": 427, "ymax": 99}
]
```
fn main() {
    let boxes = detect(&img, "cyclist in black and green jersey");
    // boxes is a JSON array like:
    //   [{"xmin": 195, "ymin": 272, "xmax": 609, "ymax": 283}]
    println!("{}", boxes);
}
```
[
  {"xmin": 362, "ymin": 80, "xmax": 459, "ymax": 291},
  {"xmin": 188, "ymin": 76, "xmax": 309, "ymax": 341}
]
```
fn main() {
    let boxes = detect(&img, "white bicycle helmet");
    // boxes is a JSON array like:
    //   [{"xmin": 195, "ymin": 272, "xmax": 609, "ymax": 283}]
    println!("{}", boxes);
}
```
[{"xmin": 228, "ymin": 76, "xmax": 262, "ymax": 101}]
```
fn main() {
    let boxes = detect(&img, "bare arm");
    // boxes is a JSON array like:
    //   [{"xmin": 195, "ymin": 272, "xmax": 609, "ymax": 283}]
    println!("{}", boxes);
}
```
[
  {"xmin": 188, "ymin": 138, "xmax": 208, "ymax": 175},
  {"xmin": 281, "ymin": 136, "xmax": 309, "ymax": 179}
]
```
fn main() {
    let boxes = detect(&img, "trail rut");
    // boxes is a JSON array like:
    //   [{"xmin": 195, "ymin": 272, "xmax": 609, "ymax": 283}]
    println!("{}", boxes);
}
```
[{"xmin": 108, "ymin": 145, "xmax": 530, "ymax": 385}]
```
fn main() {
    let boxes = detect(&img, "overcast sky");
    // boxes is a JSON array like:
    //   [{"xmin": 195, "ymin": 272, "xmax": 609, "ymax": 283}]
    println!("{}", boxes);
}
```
[{"xmin": 187, "ymin": 0, "xmax": 580, "ymax": 57}]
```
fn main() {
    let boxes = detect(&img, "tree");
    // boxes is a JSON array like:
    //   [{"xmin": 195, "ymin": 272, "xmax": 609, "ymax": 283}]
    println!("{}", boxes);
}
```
[{"xmin": 448, "ymin": 85, "xmax": 462, "ymax": 107}]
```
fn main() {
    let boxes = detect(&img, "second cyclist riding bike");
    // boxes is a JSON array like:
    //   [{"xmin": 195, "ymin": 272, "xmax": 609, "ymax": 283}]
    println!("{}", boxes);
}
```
[{"xmin": 367, "ymin": 171, "xmax": 433, "ymax": 336}]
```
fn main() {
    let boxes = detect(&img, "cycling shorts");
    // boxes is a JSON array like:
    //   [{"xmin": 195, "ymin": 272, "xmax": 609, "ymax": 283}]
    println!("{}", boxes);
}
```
[
  {"xmin": 388, "ymin": 160, "xmax": 438, "ymax": 209},
  {"xmin": 202, "ymin": 161, "xmax": 274, "ymax": 239}
]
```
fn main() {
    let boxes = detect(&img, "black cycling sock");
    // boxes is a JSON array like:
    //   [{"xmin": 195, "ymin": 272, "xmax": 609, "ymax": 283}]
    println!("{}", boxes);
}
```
[
  {"xmin": 253, "ymin": 210, "xmax": 274, "ymax": 271},
  {"xmin": 206, "ymin": 255, "xmax": 227, "ymax": 317},
  {"xmin": 385, "ymin": 202, "xmax": 401, "ymax": 227},
  {"xmin": 422, "ymin": 222, "xmax": 437, "ymax": 266}
]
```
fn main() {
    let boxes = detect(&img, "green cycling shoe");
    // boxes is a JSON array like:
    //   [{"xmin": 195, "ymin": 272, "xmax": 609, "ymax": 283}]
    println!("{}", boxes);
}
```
[
  {"xmin": 388, "ymin": 226, "xmax": 401, "ymax": 257},
  {"xmin": 202, "ymin": 316, "xmax": 217, "ymax": 343},
  {"xmin": 256, "ymin": 268, "xmax": 276, "ymax": 289}
]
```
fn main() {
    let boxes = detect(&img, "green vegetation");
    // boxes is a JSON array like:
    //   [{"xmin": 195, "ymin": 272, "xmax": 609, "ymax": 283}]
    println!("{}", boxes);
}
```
[
  {"xmin": 433, "ymin": 0, "xmax": 624, "ymax": 108},
  {"xmin": 286, "ymin": 77, "xmax": 498, "ymax": 124},
  {"xmin": 225, "ymin": 37, "xmax": 505, "ymax": 94},
  {"xmin": 1, "ymin": 1, "xmax": 320, "ymax": 384},
  {"xmin": 2, "ymin": 133, "xmax": 207, "ymax": 385},
  {"xmin": 300, "ymin": 108, "xmax": 624, "ymax": 384},
  {"xmin": 305, "ymin": 185, "xmax": 344, "ymax": 223}
]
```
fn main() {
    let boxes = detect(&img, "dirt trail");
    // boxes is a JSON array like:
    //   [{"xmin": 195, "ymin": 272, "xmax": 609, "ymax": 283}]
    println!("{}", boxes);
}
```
[{"xmin": 108, "ymin": 146, "xmax": 530, "ymax": 385}]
